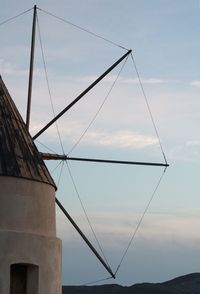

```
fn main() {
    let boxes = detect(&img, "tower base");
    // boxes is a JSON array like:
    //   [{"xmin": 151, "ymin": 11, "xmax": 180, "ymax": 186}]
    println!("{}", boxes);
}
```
[{"xmin": 0, "ymin": 231, "xmax": 62, "ymax": 294}]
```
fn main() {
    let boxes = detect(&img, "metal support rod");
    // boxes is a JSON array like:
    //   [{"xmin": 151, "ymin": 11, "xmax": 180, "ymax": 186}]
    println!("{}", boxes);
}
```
[
  {"xmin": 66, "ymin": 156, "xmax": 169, "ymax": 167},
  {"xmin": 40, "ymin": 152, "xmax": 169, "ymax": 167},
  {"xmin": 33, "ymin": 49, "xmax": 132, "ymax": 140},
  {"xmin": 55, "ymin": 197, "xmax": 115, "ymax": 279},
  {"xmin": 26, "ymin": 5, "xmax": 37, "ymax": 130}
]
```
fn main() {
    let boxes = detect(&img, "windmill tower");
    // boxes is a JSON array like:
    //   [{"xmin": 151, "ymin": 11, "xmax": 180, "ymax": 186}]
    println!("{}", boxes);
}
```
[
  {"xmin": 0, "ymin": 5, "xmax": 169, "ymax": 292},
  {"xmin": 0, "ymin": 76, "xmax": 61, "ymax": 293}
]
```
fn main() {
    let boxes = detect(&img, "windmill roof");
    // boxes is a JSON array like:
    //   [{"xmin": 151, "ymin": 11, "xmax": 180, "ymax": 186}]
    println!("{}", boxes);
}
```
[{"xmin": 0, "ymin": 75, "xmax": 56, "ymax": 188}]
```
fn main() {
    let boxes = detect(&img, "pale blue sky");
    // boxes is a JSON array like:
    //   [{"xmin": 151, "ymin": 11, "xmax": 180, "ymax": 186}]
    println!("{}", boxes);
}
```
[{"xmin": 1, "ymin": 0, "xmax": 200, "ymax": 286}]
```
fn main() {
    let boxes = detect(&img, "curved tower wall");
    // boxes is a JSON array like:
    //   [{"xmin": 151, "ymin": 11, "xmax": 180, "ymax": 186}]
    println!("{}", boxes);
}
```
[
  {"xmin": 0, "ymin": 177, "xmax": 56, "ymax": 236},
  {"xmin": 0, "ymin": 75, "xmax": 62, "ymax": 294},
  {"xmin": 0, "ymin": 177, "xmax": 62, "ymax": 294}
]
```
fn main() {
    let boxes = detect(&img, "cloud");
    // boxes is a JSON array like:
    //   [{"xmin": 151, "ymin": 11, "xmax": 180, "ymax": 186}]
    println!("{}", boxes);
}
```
[
  {"xmin": 121, "ymin": 77, "xmax": 171, "ymax": 85},
  {"xmin": 186, "ymin": 140, "xmax": 200, "ymax": 146},
  {"xmin": 81, "ymin": 130, "xmax": 158, "ymax": 149},
  {"xmin": 32, "ymin": 119, "xmax": 158, "ymax": 150},
  {"xmin": 61, "ymin": 74, "xmax": 173, "ymax": 85},
  {"xmin": 169, "ymin": 140, "xmax": 200, "ymax": 162},
  {"xmin": 140, "ymin": 213, "xmax": 200, "ymax": 245},
  {"xmin": 56, "ymin": 210, "xmax": 200, "ymax": 249},
  {"xmin": 0, "ymin": 58, "xmax": 31, "ymax": 76},
  {"xmin": 190, "ymin": 80, "xmax": 200, "ymax": 88},
  {"xmin": 0, "ymin": 58, "xmax": 45, "ymax": 77}
]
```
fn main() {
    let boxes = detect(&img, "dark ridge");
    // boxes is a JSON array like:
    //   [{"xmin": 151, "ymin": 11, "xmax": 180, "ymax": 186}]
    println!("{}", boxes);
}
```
[{"xmin": 62, "ymin": 273, "xmax": 200, "ymax": 294}]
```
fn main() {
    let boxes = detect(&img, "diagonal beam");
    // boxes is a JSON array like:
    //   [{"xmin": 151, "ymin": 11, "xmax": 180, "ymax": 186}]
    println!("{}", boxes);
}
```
[
  {"xmin": 33, "ymin": 49, "xmax": 132, "ymax": 140},
  {"xmin": 55, "ymin": 197, "xmax": 115, "ymax": 279},
  {"xmin": 40, "ymin": 152, "xmax": 169, "ymax": 167}
]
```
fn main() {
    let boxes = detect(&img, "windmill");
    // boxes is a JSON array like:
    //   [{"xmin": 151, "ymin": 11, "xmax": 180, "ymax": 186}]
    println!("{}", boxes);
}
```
[{"xmin": 0, "ymin": 5, "xmax": 169, "ymax": 293}]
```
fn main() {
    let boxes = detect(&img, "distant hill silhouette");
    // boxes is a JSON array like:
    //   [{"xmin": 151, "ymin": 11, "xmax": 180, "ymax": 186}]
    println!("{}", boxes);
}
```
[{"xmin": 62, "ymin": 273, "xmax": 200, "ymax": 294}]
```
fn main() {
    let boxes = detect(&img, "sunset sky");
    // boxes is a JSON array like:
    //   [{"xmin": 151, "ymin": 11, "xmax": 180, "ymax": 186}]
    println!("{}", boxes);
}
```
[{"xmin": 1, "ymin": 0, "xmax": 200, "ymax": 286}]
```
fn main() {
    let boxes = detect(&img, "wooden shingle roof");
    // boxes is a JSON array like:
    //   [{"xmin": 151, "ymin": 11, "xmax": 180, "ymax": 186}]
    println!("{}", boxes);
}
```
[{"xmin": 0, "ymin": 76, "xmax": 56, "ymax": 188}]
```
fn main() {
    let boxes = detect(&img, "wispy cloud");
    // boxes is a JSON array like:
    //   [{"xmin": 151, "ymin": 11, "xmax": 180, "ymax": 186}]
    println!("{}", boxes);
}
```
[
  {"xmin": 81, "ymin": 130, "xmax": 158, "ymax": 149},
  {"xmin": 0, "ymin": 58, "xmax": 45, "ymax": 77},
  {"xmin": 63, "ymin": 74, "xmax": 174, "ymax": 85},
  {"xmin": 0, "ymin": 58, "xmax": 27, "ymax": 76},
  {"xmin": 120, "ymin": 77, "xmax": 172, "ymax": 85},
  {"xmin": 57, "ymin": 210, "xmax": 200, "ymax": 249},
  {"xmin": 32, "ymin": 120, "xmax": 158, "ymax": 150},
  {"xmin": 186, "ymin": 140, "xmax": 200, "ymax": 147},
  {"xmin": 169, "ymin": 140, "xmax": 200, "ymax": 162},
  {"xmin": 190, "ymin": 80, "xmax": 200, "ymax": 88}
]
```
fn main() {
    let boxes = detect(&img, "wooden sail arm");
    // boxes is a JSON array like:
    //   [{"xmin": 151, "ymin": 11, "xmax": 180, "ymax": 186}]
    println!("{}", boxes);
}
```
[
  {"xmin": 26, "ymin": 5, "xmax": 37, "ymax": 130},
  {"xmin": 33, "ymin": 49, "xmax": 132, "ymax": 140},
  {"xmin": 55, "ymin": 197, "xmax": 115, "ymax": 279},
  {"xmin": 40, "ymin": 152, "xmax": 68, "ymax": 160},
  {"xmin": 40, "ymin": 152, "xmax": 169, "ymax": 167}
]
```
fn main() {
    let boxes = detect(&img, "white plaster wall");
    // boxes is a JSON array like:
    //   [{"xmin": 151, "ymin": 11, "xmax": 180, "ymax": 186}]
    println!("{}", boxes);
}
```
[
  {"xmin": 0, "ymin": 177, "xmax": 56, "ymax": 237},
  {"xmin": 0, "ymin": 231, "xmax": 62, "ymax": 294}
]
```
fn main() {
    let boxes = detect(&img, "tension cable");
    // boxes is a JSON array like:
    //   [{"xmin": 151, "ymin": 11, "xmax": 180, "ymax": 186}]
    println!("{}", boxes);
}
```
[
  {"xmin": 50, "ymin": 160, "xmax": 63, "ymax": 175},
  {"xmin": 65, "ymin": 161, "xmax": 110, "ymax": 268},
  {"xmin": 36, "ymin": 139, "xmax": 57, "ymax": 154},
  {"xmin": 131, "ymin": 53, "xmax": 167, "ymax": 165},
  {"xmin": 114, "ymin": 166, "xmax": 167, "ymax": 276},
  {"xmin": 67, "ymin": 54, "xmax": 130, "ymax": 155},
  {"xmin": 81, "ymin": 276, "xmax": 113, "ymax": 286},
  {"xmin": 37, "ymin": 13, "xmax": 65, "ymax": 155},
  {"xmin": 37, "ymin": 10, "xmax": 112, "ymax": 275},
  {"xmin": 0, "ymin": 7, "xmax": 33, "ymax": 27},
  {"xmin": 37, "ymin": 7, "xmax": 128, "ymax": 51}
]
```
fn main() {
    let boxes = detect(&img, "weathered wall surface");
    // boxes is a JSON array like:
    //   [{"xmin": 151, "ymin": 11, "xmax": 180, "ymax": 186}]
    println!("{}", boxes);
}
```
[
  {"xmin": 0, "ymin": 177, "xmax": 62, "ymax": 294},
  {"xmin": 0, "ymin": 231, "xmax": 62, "ymax": 294},
  {"xmin": 0, "ymin": 177, "xmax": 56, "ymax": 237}
]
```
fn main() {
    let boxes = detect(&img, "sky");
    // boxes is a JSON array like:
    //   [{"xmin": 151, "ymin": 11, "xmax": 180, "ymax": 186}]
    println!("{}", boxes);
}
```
[{"xmin": 1, "ymin": 0, "xmax": 200, "ymax": 287}]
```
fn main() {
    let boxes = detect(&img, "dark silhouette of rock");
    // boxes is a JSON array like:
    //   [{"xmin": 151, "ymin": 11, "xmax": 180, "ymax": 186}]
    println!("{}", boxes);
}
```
[{"xmin": 62, "ymin": 273, "xmax": 200, "ymax": 294}]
